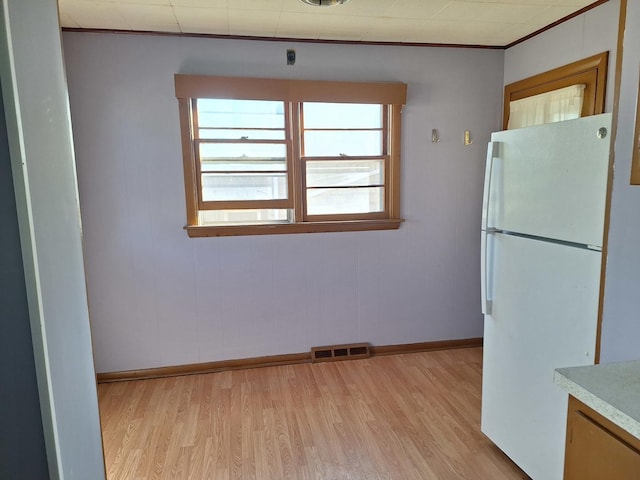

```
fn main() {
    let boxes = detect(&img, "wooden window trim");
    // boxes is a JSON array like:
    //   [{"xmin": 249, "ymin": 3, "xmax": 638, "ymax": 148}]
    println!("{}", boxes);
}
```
[
  {"xmin": 185, "ymin": 218, "xmax": 403, "ymax": 237},
  {"xmin": 389, "ymin": 104, "xmax": 402, "ymax": 219},
  {"xmin": 503, "ymin": 52, "xmax": 609, "ymax": 130},
  {"xmin": 176, "ymin": 75, "xmax": 407, "ymax": 237},
  {"xmin": 175, "ymin": 75, "xmax": 407, "ymax": 104},
  {"xmin": 300, "ymin": 103, "xmax": 388, "ymax": 222},
  {"xmin": 178, "ymin": 98, "xmax": 198, "ymax": 226}
]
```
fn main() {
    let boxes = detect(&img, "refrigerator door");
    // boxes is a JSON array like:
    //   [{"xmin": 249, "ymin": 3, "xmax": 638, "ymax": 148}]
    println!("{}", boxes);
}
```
[
  {"xmin": 485, "ymin": 113, "xmax": 612, "ymax": 248},
  {"xmin": 481, "ymin": 233, "xmax": 601, "ymax": 480}
]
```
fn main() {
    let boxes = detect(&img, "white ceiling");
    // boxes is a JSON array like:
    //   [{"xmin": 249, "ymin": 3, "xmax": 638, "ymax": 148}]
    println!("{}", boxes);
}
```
[{"xmin": 58, "ymin": 0, "xmax": 599, "ymax": 47}]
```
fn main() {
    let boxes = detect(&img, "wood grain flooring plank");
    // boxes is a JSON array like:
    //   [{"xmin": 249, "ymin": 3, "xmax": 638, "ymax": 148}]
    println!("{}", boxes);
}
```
[{"xmin": 98, "ymin": 347, "xmax": 530, "ymax": 479}]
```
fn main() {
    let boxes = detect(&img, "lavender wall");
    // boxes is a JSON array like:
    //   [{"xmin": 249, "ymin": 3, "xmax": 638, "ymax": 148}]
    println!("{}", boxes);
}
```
[
  {"xmin": 504, "ymin": 0, "xmax": 619, "ymax": 113},
  {"xmin": 63, "ymin": 32, "xmax": 504, "ymax": 373},
  {"xmin": 599, "ymin": 1, "xmax": 640, "ymax": 363}
]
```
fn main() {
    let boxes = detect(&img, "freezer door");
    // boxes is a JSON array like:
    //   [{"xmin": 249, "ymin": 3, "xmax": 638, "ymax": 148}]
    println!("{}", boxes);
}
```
[
  {"xmin": 486, "ymin": 113, "xmax": 611, "ymax": 248},
  {"xmin": 481, "ymin": 233, "xmax": 601, "ymax": 480}
]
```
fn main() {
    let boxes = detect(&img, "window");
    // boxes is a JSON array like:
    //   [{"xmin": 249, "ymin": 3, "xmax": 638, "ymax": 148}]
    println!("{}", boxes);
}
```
[
  {"xmin": 503, "ymin": 52, "xmax": 608, "ymax": 130},
  {"xmin": 507, "ymin": 84, "xmax": 586, "ymax": 129},
  {"xmin": 175, "ymin": 75, "xmax": 407, "ymax": 237}
]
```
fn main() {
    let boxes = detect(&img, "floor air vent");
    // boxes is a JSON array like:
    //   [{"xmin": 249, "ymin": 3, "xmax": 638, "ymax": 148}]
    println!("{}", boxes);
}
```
[{"xmin": 311, "ymin": 343, "xmax": 371, "ymax": 363}]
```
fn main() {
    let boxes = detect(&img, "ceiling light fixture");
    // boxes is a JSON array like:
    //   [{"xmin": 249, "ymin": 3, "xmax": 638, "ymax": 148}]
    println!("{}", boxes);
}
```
[{"xmin": 299, "ymin": 0, "xmax": 351, "ymax": 6}]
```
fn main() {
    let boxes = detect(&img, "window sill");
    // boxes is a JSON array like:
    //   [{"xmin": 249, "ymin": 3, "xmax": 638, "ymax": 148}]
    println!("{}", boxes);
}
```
[{"xmin": 185, "ymin": 218, "xmax": 404, "ymax": 237}]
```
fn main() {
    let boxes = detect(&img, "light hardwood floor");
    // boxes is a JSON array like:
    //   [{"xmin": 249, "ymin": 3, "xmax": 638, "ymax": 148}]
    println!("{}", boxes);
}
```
[{"xmin": 97, "ymin": 347, "xmax": 530, "ymax": 479}]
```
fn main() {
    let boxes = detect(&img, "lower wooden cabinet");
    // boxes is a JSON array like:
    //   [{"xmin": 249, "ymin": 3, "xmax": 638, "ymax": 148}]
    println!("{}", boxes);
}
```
[{"xmin": 564, "ymin": 396, "xmax": 640, "ymax": 480}]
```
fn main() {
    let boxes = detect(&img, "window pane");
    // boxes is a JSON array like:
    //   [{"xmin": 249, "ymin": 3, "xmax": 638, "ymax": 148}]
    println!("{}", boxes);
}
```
[
  {"xmin": 304, "ymin": 131, "xmax": 382, "ymax": 157},
  {"xmin": 197, "ymin": 99, "xmax": 285, "ymax": 129},
  {"xmin": 199, "ymin": 209, "xmax": 291, "ymax": 225},
  {"xmin": 200, "ymin": 143, "xmax": 286, "ymax": 172},
  {"xmin": 306, "ymin": 160, "xmax": 384, "ymax": 187},
  {"xmin": 307, "ymin": 187, "xmax": 384, "ymax": 215},
  {"xmin": 202, "ymin": 173, "xmax": 287, "ymax": 201},
  {"xmin": 199, "ymin": 128, "xmax": 285, "ymax": 140},
  {"xmin": 303, "ymin": 103, "xmax": 382, "ymax": 129}
]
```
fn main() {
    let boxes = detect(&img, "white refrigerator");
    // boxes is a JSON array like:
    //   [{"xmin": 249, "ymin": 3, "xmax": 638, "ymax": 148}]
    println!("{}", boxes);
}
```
[{"xmin": 480, "ymin": 113, "xmax": 612, "ymax": 480}]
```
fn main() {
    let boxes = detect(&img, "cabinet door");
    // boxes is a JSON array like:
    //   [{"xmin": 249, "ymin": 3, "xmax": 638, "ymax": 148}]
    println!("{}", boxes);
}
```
[{"xmin": 565, "ymin": 410, "xmax": 640, "ymax": 480}]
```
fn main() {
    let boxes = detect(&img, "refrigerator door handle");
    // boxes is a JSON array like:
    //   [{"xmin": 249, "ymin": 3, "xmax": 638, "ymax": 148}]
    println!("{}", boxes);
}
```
[
  {"xmin": 482, "ymin": 141, "xmax": 499, "ymax": 230},
  {"xmin": 481, "ymin": 230, "xmax": 492, "ymax": 315}
]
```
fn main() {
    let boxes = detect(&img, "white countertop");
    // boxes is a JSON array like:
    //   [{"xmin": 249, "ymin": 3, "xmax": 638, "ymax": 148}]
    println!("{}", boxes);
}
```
[{"xmin": 554, "ymin": 360, "xmax": 640, "ymax": 439}]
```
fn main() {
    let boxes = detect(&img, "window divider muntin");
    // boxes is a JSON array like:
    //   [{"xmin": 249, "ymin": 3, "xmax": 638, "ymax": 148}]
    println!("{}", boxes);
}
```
[
  {"xmin": 306, "ymin": 185, "xmax": 385, "ymax": 190},
  {"xmin": 290, "ymin": 102, "xmax": 304, "ymax": 222},
  {"xmin": 301, "ymin": 155, "xmax": 388, "ymax": 161},
  {"xmin": 303, "ymin": 127, "xmax": 384, "ymax": 132},
  {"xmin": 198, "ymin": 127, "xmax": 285, "ymax": 131},
  {"xmin": 200, "ymin": 170, "xmax": 288, "ymax": 175},
  {"xmin": 196, "ymin": 138, "xmax": 288, "ymax": 145},
  {"xmin": 200, "ymin": 199, "xmax": 293, "ymax": 210}
]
